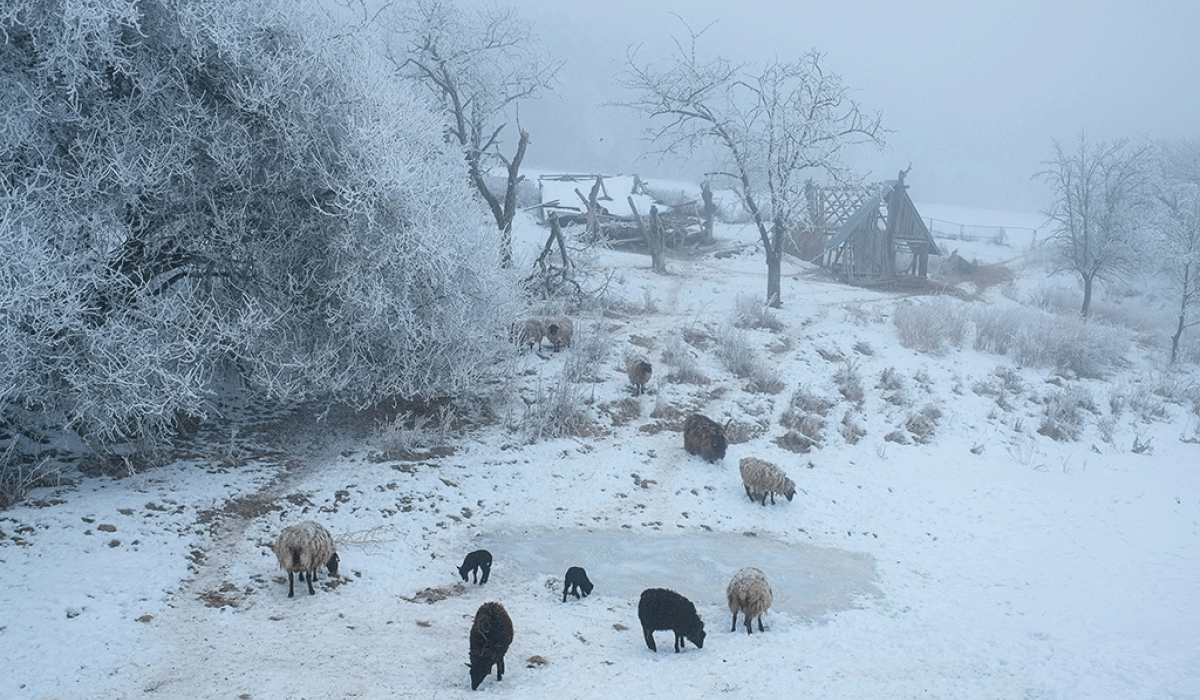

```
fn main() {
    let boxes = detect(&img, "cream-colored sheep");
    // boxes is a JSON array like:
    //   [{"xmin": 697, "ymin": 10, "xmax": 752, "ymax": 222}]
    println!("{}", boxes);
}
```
[
  {"xmin": 738, "ymin": 457, "xmax": 795, "ymax": 506},
  {"xmin": 626, "ymin": 355, "xmax": 652, "ymax": 396},
  {"xmin": 726, "ymin": 567, "xmax": 772, "ymax": 634},
  {"xmin": 273, "ymin": 521, "xmax": 339, "ymax": 597}
]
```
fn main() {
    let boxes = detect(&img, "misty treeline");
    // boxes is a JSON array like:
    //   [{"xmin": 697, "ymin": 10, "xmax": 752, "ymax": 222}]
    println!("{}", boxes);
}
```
[
  {"xmin": 1039, "ymin": 135, "xmax": 1200, "ymax": 362},
  {"xmin": 0, "ymin": 0, "xmax": 524, "ymax": 501}
]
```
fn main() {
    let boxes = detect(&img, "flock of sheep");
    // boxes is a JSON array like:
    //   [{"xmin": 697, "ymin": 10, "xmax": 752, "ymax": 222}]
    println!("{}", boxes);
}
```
[{"xmin": 269, "ymin": 314, "xmax": 800, "ymax": 689}]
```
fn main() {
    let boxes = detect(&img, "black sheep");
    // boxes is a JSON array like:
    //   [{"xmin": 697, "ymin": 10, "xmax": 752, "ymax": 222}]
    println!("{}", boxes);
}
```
[
  {"xmin": 562, "ymin": 566, "xmax": 594, "ymax": 602},
  {"xmin": 458, "ymin": 549, "xmax": 492, "ymax": 584},
  {"xmin": 637, "ymin": 588, "xmax": 706, "ymax": 653},
  {"xmin": 683, "ymin": 413, "xmax": 727, "ymax": 463},
  {"xmin": 469, "ymin": 601, "xmax": 514, "ymax": 690}
]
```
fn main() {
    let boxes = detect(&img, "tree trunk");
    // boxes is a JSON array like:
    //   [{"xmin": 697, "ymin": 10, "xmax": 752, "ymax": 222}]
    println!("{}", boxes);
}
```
[
  {"xmin": 1171, "ymin": 262, "xmax": 1193, "ymax": 364},
  {"xmin": 700, "ymin": 181, "xmax": 716, "ymax": 245},
  {"xmin": 766, "ymin": 251, "xmax": 782, "ymax": 308},
  {"xmin": 1080, "ymin": 272, "xmax": 1094, "ymax": 318}
]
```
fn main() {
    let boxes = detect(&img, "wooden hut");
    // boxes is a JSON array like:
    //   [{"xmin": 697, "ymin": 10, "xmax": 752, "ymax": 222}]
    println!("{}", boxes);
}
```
[{"xmin": 822, "ymin": 170, "xmax": 941, "ymax": 282}]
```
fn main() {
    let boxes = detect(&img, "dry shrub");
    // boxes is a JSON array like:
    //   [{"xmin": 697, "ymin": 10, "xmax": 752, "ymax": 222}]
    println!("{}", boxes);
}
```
[
  {"xmin": 734, "ymin": 294, "xmax": 785, "ymax": 331},
  {"xmin": 893, "ymin": 296, "xmax": 972, "ymax": 355},
  {"xmin": 840, "ymin": 411, "xmax": 866, "ymax": 444},
  {"xmin": 662, "ymin": 333, "xmax": 708, "ymax": 384},
  {"xmin": 1037, "ymin": 386, "xmax": 1096, "ymax": 442},
  {"xmin": 905, "ymin": 404, "xmax": 942, "ymax": 444},
  {"xmin": 834, "ymin": 361, "xmax": 864, "ymax": 404}
]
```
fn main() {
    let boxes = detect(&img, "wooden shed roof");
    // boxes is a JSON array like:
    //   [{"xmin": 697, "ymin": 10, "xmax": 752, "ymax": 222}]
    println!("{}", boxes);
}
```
[{"xmin": 825, "ymin": 179, "xmax": 941, "ymax": 256}]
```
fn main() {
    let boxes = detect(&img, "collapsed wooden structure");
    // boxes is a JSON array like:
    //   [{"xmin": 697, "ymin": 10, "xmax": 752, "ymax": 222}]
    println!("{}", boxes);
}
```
[{"xmin": 799, "ymin": 171, "xmax": 941, "ymax": 282}]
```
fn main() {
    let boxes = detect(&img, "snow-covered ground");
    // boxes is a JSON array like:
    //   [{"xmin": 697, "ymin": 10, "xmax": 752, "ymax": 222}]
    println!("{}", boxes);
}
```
[{"xmin": 2, "ymin": 207, "xmax": 1198, "ymax": 700}]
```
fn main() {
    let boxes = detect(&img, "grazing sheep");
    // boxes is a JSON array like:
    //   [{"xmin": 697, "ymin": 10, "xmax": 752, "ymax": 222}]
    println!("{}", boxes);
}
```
[
  {"xmin": 738, "ymin": 457, "xmax": 796, "ymax": 505},
  {"xmin": 637, "ymin": 588, "xmax": 706, "ymax": 653},
  {"xmin": 626, "ymin": 355, "xmax": 653, "ymax": 396},
  {"xmin": 272, "ymin": 521, "xmax": 340, "ymax": 598},
  {"xmin": 683, "ymin": 413, "xmax": 727, "ymax": 463},
  {"xmin": 469, "ymin": 601, "xmax": 514, "ymax": 690},
  {"xmin": 458, "ymin": 549, "xmax": 492, "ymax": 584},
  {"xmin": 545, "ymin": 315, "xmax": 573, "ymax": 350},
  {"xmin": 516, "ymin": 318, "xmax": 544, "ymax": 352},
  {"xmin": 726, "ymin": 567, "xmax": 773, "ymax": 634},
  {"xmin": 562, "ymin": 566, "xmax": 594, "ymax": 602}
]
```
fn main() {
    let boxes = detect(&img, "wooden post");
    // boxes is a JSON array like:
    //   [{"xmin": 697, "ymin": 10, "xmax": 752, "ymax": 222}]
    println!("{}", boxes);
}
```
[{"xmin": 628, "ymin": 196, "xmax": 666, "ymax": 273}]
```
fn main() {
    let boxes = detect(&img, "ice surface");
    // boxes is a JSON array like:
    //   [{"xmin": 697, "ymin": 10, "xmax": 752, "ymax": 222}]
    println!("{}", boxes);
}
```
[{"xmin": 478, "ymin": 528, "xmax": 879, "ymax": 619}]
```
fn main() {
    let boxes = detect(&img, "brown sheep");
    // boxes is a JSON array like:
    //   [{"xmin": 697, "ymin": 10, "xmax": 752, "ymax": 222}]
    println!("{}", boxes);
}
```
[
  {"xmin": 469, "ymin": 601, "xmax": 514, "ymax": 690},
  {"xmin": 626, "ymin": 355, "xmax": 652, "ymax": 396},
  {"xmin": 515, "ymin": 318, "xmax": 544, "ymax": 352},
  {"xmin": 683, "ymin": 413, "xmax": 727, "ymax": 463},
  {"xmin": 545, "ymin": 315, "xmax": 573, "ymax": 350}
]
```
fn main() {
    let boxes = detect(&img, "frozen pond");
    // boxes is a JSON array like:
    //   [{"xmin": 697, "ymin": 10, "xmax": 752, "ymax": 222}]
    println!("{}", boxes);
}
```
[{"xmin": 477, "ymin": 529, "xmax": 880, "ymax": 621}]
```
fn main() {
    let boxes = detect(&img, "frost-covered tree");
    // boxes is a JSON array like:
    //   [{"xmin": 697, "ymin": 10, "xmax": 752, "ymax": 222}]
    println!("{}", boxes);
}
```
[
  {"xmin": 0, "ymin": 0, "xmax": 518, "ymax": 479},
  {"xmin": 621, "ymin": 26, "xmax": 884, "ymax": 307},
  {"xmin": 1037, "ymin": 134, "xmax": 1151, "ymax": 318},
  {"xmin": 1153, "ymin": 140, "xmax": 1200, "ymax": 363},
  {"xmin": 378, "ymin": 0, "xmax": 560, "ymax": 267}
]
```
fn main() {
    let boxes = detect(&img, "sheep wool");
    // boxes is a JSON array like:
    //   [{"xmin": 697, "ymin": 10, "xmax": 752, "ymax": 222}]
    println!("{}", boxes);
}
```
[
  {"xmin": 738, "ymin": 457, "xmax": 796, "ymax": 505},
  {"xmin": 683, "ymin": 413, "xmax": 727, "ymax": 463},
  {"xmin": 545, "ymin": 315, "xmax": 573, "ymax": 350},
  {"xmin": 469, "ymin": 601, "xmax": 514, "ymax": 690},
  {"xmin": 516, "ymin": 318, "xmax": 544, "ymax": 352},
  {"xmin": 726, "ymin": 567, "xmax": 773, "ymax": 634},
  {"xmin": 272, "ymin": 521, "xmax": 339, "ymax": 598},
  {"xmin": 626, "ymin": 355, "xmax": 652, "ymax": 396}
]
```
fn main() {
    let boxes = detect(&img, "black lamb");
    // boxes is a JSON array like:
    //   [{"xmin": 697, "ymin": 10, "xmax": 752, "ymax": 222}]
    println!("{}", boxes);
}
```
[
  {"xmin": 458, "ymin": 549, "xmax": 492, "ymax": 584},
  {"xmin": 637, "ymin": 588, "xmax": 706, "ymax": 653},
  {"xmin": 469, "ymin": 601, "xmax": 514, "ymax": 690},
  {"xmin": 562, "ymin": 566, "xmax": 594, "ymax": 602}
]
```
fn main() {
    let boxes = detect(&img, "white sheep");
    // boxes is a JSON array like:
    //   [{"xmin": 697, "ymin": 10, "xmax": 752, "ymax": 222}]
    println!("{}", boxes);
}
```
[
  {"xmin": 626, "ymin": 355, "xmax": 652, "ymax": 396},
  {"xmin": 272, "ymin": 521, "xmax": 339, "ymax": 597},
  {"xmin": 738, "ymin": 457, "xmax": 796, "ymax": 506},
  {"xmin": 726, "ymin": 567, "xmax": 773, "ymax": 634}
]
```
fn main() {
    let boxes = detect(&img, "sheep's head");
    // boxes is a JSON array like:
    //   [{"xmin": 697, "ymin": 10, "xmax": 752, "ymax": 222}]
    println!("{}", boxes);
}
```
[
  {"xmin": 686, "ymin": 619, "xmax": 707, "ymax": 648},
  {"xmin": 469, "ymin": 659, "xmax": 494, "ymax": 690},
  {"xmin": 325, "ymin": 552, "xmax": 340, "ymax": 577}
]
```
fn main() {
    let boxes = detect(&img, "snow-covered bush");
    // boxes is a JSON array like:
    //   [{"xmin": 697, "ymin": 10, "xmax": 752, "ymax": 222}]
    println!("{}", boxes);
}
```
[{"xmin": 0, "ymin": 0, "xmax": 519, "ymax": 485}]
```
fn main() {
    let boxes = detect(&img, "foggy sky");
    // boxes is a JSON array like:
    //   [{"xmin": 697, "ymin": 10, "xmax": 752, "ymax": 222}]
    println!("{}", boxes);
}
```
[{"xmin": 481, "ymin": 0, "xmax": 1200, "ymax": 214}]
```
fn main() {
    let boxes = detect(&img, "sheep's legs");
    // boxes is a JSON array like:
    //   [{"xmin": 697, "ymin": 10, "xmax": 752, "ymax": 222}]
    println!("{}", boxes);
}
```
[
  {"xmin": 287, "ymin": 571, "xmax": 296, "ymax": 598},
  {"xmin": 496, "ymin": 657, "xmax": 504, "ymax": 681},
  {"xmin": 730, "ymin": 611, "xmax": 739, "ymax": 632},
  {"xmin": 642, "ymin": 627, "xmax": 657, "ymax": 651}
]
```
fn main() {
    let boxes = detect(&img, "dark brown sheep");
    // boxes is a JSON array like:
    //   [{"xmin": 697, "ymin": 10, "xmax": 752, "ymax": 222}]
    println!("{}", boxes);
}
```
[
  {"xmin": 637, "ymin": 588, "xmax": 706, "ymax": 653},
  {"xmin": 469, "ymin": 601, "xmax": 514, "ymax": 690},
  {"xmin": 683, "ymin": 413, "xmax": 727, "ymax": 463}
]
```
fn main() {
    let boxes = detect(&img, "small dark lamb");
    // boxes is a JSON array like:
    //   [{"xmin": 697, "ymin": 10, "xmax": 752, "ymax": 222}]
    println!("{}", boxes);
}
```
[
  {"xmin": 683, "ymin": 413, "xmax": 727, "ymax": 463},
  {"xmin": 637, "ymin": 587, "xmax": 706, "ymax": 653},
  {"xmin": 272, "ymin": 521, "xmax": 340, "ymax": 598},
  {"xmin": 469, "ymin": 601, "xmax": 514, "ymax": 690},
  {"xmin": 458, "ymin": 549, "xmax": 492, "ymax": 584},
  {"xmin": 562, "ymin": 566, "xmax": 594, "ymax": 602}
]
